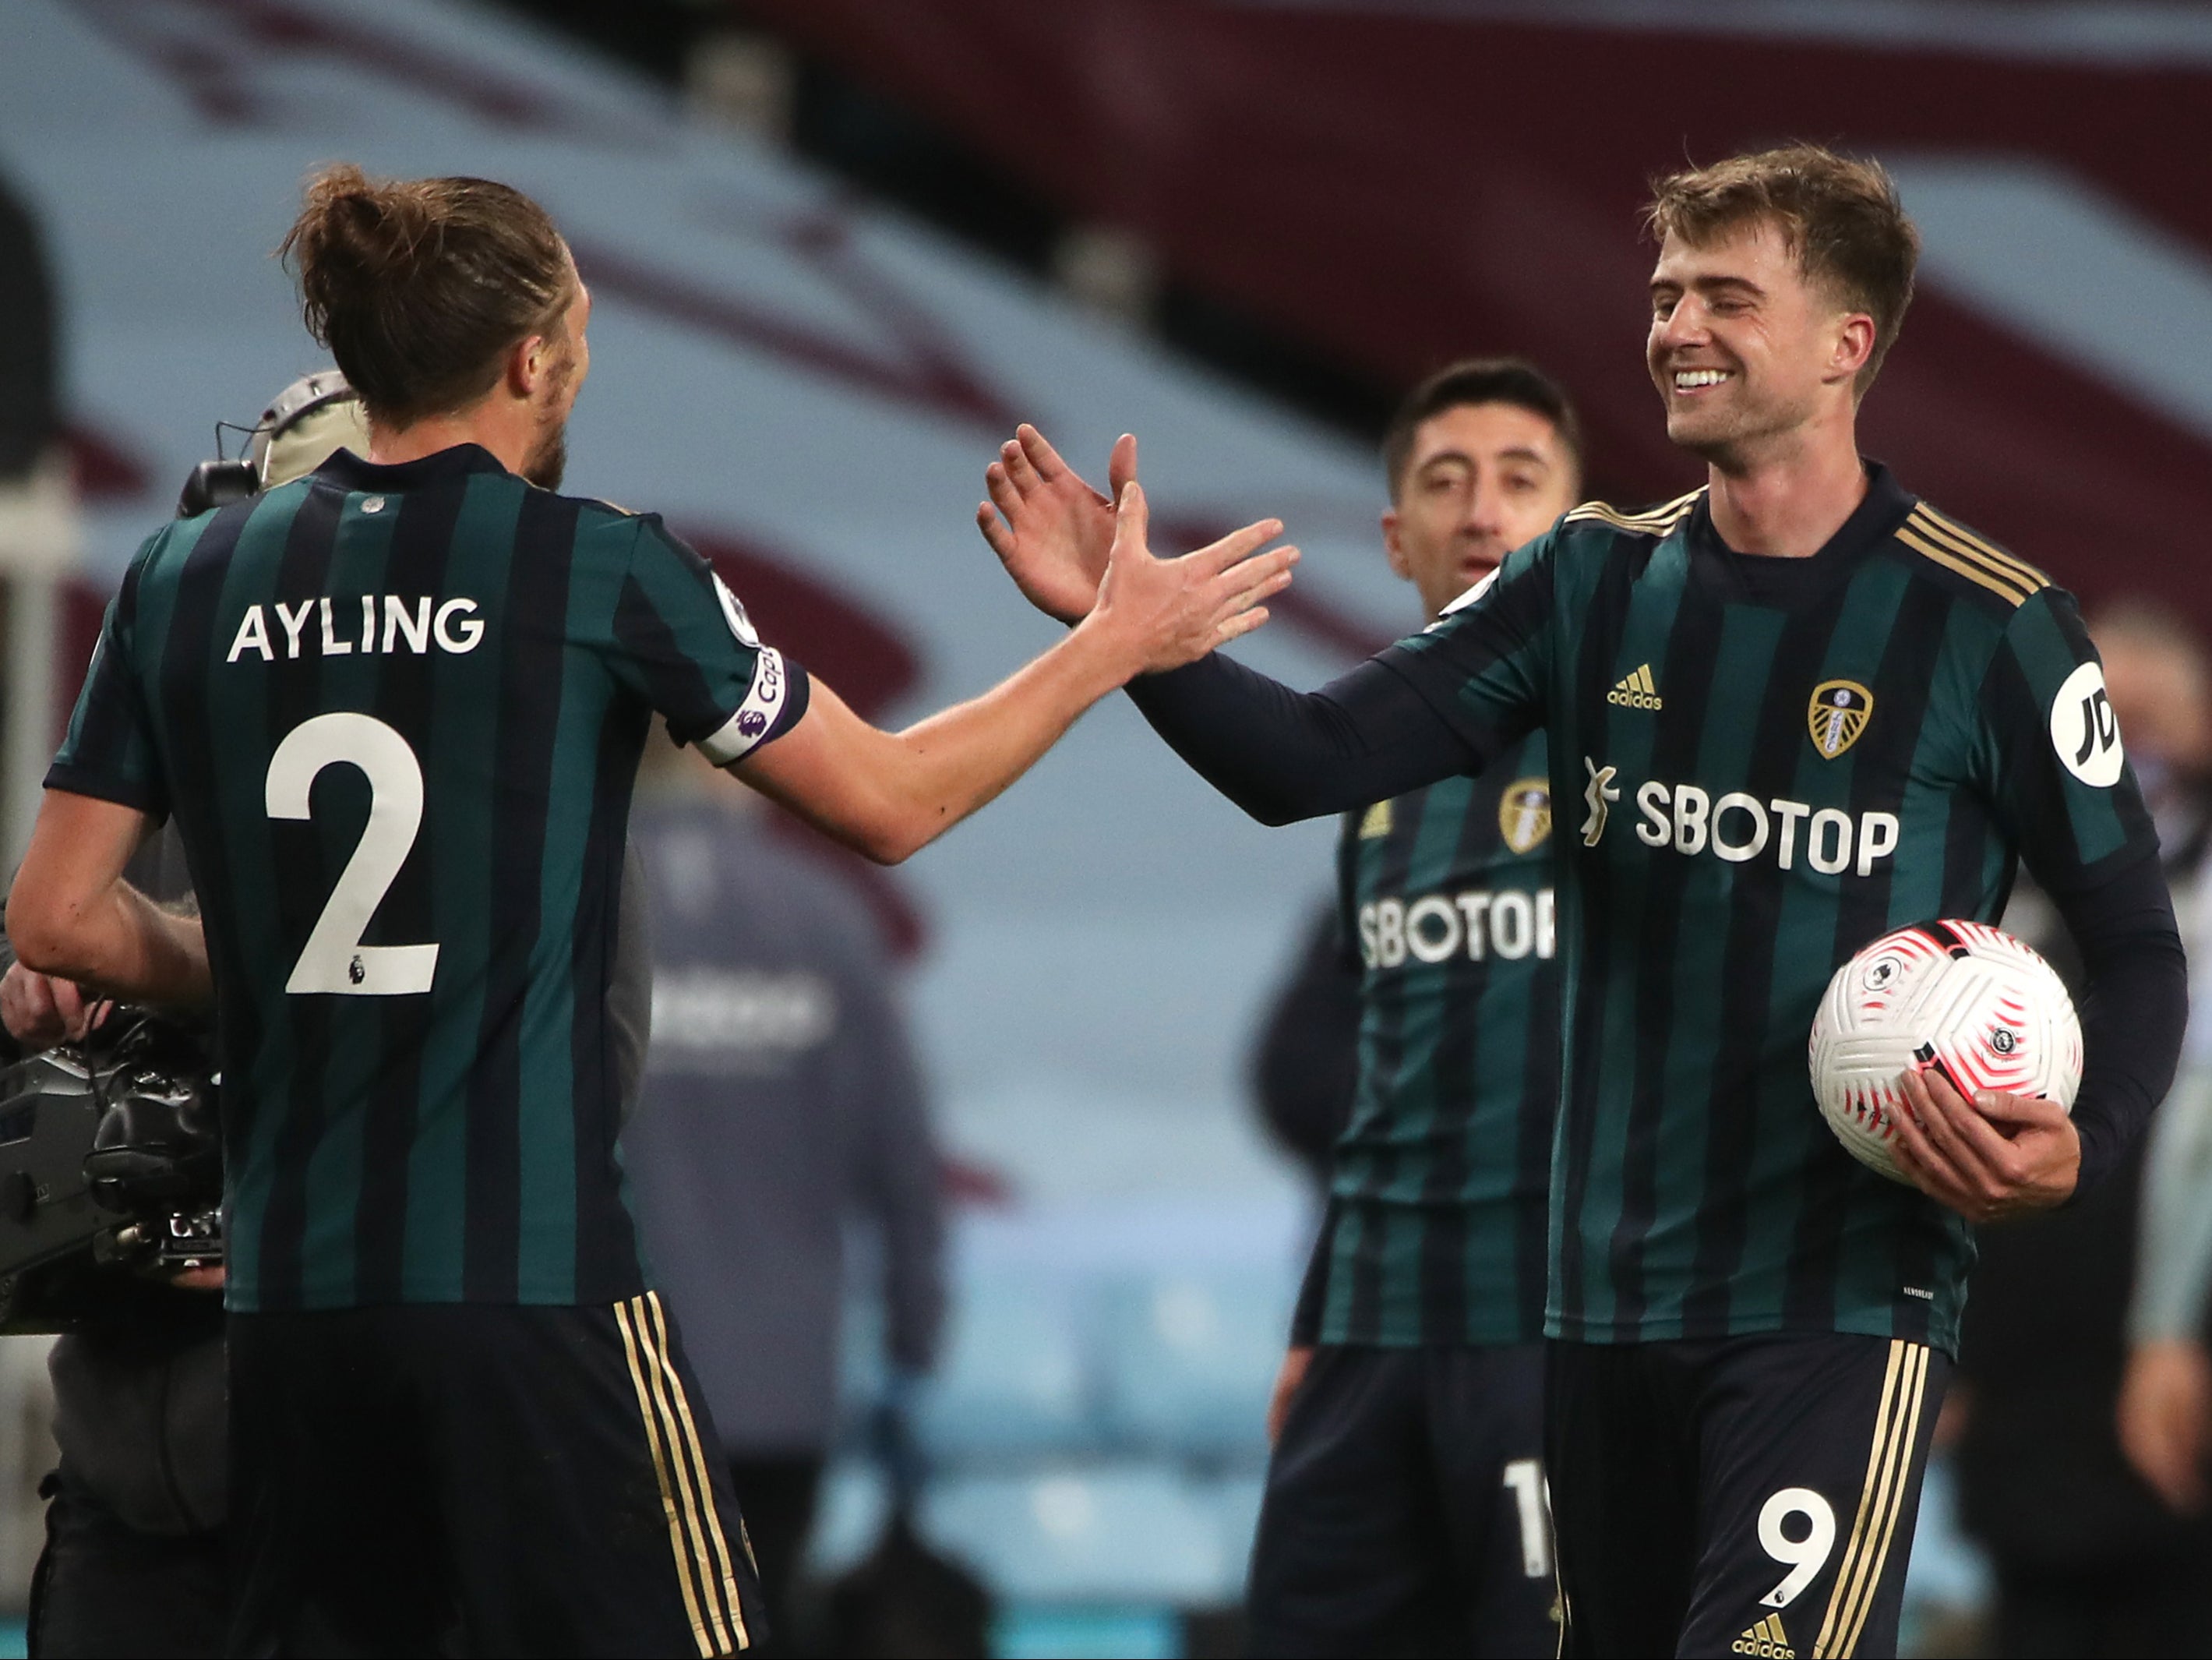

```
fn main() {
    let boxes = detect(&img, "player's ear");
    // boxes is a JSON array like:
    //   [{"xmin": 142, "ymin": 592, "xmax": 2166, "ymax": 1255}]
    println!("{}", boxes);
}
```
[
  {"xmin": 1381, "ymin": 509, "xmax": 1413, "ymax": 582},
  {"xmin": 1830, "ymin": 311, "xmax": 1878, "ymax": 386},
  {"xmin": 507, "ymin": 331, "xmax": 552, "ymax": 399}
]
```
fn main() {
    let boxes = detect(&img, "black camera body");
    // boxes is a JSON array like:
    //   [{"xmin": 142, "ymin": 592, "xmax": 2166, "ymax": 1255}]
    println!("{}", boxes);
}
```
[{"xmin": 0, "ymin": 1013, "xmax": 221, "ymax": 1333}]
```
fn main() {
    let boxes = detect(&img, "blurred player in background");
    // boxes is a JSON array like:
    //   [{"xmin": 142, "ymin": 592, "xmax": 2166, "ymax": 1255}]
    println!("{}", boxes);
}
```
[
  {"xmin": 1955, "ymin": 606, "xmax": 2212, "ymax": 1655},
  {"xmin": 1230, "ymin": 359, "xmax": 1579, "ymax": 1657},
  {"xmin": 5, "ymin": 164, "xmax": 1293, "ymax": 1656},
  {"xmin": 2126, "ymin": 1054, "xmax": 2212, "ymax": 1521},
  {"xmin": 623, "ymin": 733, "xmax": 946, "ymax": 1651},
  {"xmin": 983, "ymin": 144, "xmax": 2186, "ymax": 1658},
  {"xmin": 1952, "ymin": 599, "xmax": 2212, "ymax": 1658},
  {"xmin": 2110, "ymin": 602, "xmax": 2212, "ymax": 1543}
]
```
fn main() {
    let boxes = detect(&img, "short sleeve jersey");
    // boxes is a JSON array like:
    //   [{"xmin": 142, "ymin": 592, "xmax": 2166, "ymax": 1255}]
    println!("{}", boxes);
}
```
[
  {"xmin": 1293, "ymin": 733, "xmax": 1563, "ymax": 1347},
  {"xmin": 1378, "ymin": 464, "xmax": 2156, "ymax": 1354},
  {"xmin": 47, "ymin": 445, "xmax": 810, "ymax": 1312}
]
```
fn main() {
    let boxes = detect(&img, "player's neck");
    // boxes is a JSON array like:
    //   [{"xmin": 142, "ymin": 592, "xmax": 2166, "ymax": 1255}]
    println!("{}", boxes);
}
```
[
  {"xmin": 1702, "ymin": 420, "xmax": 1868, "ymax": 561},
  {"xmin": 367, "ymin": 404, "xmax": 532, "ymax": 478}
]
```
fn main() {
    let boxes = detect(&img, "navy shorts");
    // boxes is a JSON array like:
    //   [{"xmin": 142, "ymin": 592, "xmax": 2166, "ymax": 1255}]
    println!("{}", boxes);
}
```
[
  {"xmin": 228, "ymin": 1291, "xmax": 764, "ymax": 1658},
  {"xmin": 1547, "ymin": 1333, "xmax": 1949, "ymax": 1660},
  {"xmin": 1247, "ymin": 1344, "xmax": 1558, "ymax": 1658}
]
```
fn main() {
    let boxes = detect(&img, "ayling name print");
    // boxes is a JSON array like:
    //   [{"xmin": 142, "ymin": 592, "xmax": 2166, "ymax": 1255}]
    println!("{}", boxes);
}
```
[{"xmin": 227, "ymin": 595, "xmax": 485, "ymax": 663}]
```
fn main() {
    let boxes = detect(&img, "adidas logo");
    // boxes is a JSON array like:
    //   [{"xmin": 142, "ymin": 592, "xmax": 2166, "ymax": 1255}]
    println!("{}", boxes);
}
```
[
  {"xmin": 1607, "ymin": 663, "xmax": 1663, "ymax": 711},
  {"xmin": 1731, "ymin": 1613, "xmax": 1794, "ymax": 1658}
]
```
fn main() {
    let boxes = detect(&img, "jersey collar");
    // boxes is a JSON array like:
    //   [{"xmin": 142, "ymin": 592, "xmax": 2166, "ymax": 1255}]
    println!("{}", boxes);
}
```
[
  {"xmin": 1685, "ymin": 460, "xmax": 1917, "ymax": 606},
  {"xmin": 312, "ymin": 443, "xmax": 513, "ymax": 492}
]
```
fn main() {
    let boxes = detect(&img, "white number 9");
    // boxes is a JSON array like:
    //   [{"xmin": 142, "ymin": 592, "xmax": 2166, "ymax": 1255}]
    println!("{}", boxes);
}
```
[{"xmin": 1756, "ymin": 1487, "xmax": 1836, "ymax": 1609}]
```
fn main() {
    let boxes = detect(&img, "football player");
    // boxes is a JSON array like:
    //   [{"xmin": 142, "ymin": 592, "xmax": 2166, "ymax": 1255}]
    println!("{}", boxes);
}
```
[{"xmin": 981, "ymin": 145, "xmax": 2186, "ymax": 1658}]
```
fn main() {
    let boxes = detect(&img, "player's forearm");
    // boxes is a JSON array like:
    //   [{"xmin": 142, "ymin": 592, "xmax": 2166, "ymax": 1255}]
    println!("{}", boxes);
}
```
[
  {"xmin": 880, "ymin": 623, "xmax": 1130, "ymax": 852},
  {"xmin": 1124, "ymin": 653, "xmax": 1481, "ymax": 825},
  {"xmin": 12, "ymin": 883, "xmax": 211, "ymax": 1011},
  {"xmin": 2053, "ymin": 854, "xmax": 2189, "ymax": 1193},
  {"xmin": 745, "ymin": 621, "xmax": 1131, "ymax": 865}
]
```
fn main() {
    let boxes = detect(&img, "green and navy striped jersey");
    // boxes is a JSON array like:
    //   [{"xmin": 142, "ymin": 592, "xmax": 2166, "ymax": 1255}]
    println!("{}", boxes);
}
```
[
  {"xmin": 1293, "ymin": 732, "xmax": 1561, "ymax": 1347},
  {"xmin": 1380, "ymin": 464, "xmax": 2156, "ymax": 1355},
  {"xmin": 48, "ymin": 444, "xmax": 809, "ymax": 1312}
]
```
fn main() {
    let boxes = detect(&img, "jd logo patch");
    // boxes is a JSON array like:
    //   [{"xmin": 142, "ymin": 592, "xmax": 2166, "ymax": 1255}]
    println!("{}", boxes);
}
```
[
  {"xmin": 1498, "ymin": 779, "xmax": 1552, "ymax": 853},
  {"xmin": 2050, "ymin": 660, "xmax": 2124, "ymax": 787},
  {"xmin": 1808, "ymin": 680, "xmax": 1874, "ymax": 759}
]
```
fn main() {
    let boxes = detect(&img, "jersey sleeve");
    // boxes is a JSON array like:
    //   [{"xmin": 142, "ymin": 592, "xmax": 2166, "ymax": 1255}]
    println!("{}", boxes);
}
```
[
  {"xmin": 607, "ymin": 516, "xmax": 811, "ymax": 765},
  {"xmin": 1371, "ymin": 530, "xmax": 1555, "ymax": 752},
  {"xmin": 1975, "ymin": 587, "xmax": 2159, "ymax": 893},
  {"xmin": 44, "ymin": 548, "xmax": 169, "ymax": 818}
]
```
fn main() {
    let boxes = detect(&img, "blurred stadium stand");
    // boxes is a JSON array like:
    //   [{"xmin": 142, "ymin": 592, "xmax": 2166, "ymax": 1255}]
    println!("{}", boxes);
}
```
[
  {"xmin": 0, "ymin": 172, "xmax": 55, "ymax": 484},
  {"xmin": 11, "ymin": 1, "xmax": 2212, "ymax": 1652},
  {"xmin": 720, "ymin": 0, "xmax": 2212, "ymax": 642},
  {"xmin": 1095, "ymin": 1270, "xmax": 1292, "ymax": 1463},
  {"xmin": 913, "ymin": 1273, "xmax": 1095, "ymax": 1463}
]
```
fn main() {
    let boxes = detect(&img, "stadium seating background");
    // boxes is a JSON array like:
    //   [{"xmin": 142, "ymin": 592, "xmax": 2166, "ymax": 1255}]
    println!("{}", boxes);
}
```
[{"xmin": 743, "ymin": 0, "xmax": 2212, "ymax": 638}]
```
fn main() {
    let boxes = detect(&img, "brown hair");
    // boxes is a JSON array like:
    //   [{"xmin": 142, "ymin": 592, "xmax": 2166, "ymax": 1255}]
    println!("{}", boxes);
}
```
[
  {"xmin": 1382, "ymin": 357, "xmax": 1585, "ymax": 500},
  {"xmin": 279, "ymin": 164, "xmax": 573, "ymax": 428},
  {"xmin": 1646, "ymin": 144, "xmax": 1919, "ymax": 393}
]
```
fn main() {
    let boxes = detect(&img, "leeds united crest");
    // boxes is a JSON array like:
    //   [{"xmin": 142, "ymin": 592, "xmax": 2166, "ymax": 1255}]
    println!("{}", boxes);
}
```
[
  {"xmin": 1498, "ymin": 779, "xmax": 1551, "ymax": 853},
  {"xmin": 1808, "ymin": 680, "xmax": 1874, "ymax": 759}
]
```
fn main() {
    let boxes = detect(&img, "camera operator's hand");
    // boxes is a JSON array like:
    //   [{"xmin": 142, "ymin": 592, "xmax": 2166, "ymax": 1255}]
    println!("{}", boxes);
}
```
[
  {"xmin": 169, "ymin": 1265, "xmax": 225, "ymax": 1294},
  {"xmin": 0, "ymin": 962, "xmax": 111, "ymax": 1050}
]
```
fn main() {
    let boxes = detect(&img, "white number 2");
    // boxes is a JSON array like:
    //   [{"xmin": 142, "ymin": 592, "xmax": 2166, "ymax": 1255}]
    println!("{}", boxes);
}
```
[
  {"xmin": 1757, "ymin": 1488, "xmax": 1837, "ymax": 1609},
  {"xmin": 1501, "ymin": 1458, "xmax": 1553, "ymax": 1579},
  {"xmin": 265, "ymin": 712, "xmax": 439, "ymax": 995}
]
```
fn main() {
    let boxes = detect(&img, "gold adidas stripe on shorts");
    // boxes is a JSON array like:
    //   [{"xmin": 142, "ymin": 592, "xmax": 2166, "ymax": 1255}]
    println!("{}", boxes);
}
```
[
  {"xmin": 615, "ymin": 1291, "xmax": 751, "ymax": 1656},
  {"xmin": 1812, "ymin": 1339, "xmax": 1931, "ymax": 1658}
]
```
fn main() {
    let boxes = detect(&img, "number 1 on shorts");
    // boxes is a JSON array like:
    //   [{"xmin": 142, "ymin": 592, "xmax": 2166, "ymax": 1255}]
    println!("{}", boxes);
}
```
[{"xmin": 1502, "ymin": 1458, "xmax": 1553, "ymax": 1579}]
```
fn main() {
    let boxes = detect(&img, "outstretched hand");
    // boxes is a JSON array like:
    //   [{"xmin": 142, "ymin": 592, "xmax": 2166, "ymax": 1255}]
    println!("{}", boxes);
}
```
[
  {"xmin": 1081, "ymin": 476, "xmax": 1297, "ymax": 676},
  {"xmin": 1888, "ymin": 1064, "xmax": 2079, "ymax": 1223},
  {"xmin": 979, "ymin": 424, "xmax": 1136, "ymax": 623}
]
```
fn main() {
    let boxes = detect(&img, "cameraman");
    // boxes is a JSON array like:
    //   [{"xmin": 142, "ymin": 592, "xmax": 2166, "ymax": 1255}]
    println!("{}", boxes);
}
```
[
  {"xmin": 2, "ymin": 864, "xmax": 224, "ymax": 1657},
  {"xmin": 6, "ymin": 376, "xmax": 368, "ymax": 1656}
]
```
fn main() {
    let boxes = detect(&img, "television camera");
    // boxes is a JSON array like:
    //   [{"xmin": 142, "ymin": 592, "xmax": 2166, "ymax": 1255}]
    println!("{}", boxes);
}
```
[{"xmin": 0, "ymin": 1009, "xmax": 220, "ymax": 1332}]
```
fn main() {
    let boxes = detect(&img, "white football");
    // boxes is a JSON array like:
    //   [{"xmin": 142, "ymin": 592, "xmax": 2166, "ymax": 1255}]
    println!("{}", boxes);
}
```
[{"xmin": 1808, "ymin": 919, "xmax": 2082, "ymax": 1184}]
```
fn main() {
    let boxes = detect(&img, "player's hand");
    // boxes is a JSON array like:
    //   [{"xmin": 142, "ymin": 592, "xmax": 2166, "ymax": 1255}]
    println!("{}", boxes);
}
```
[
  {"xmin": 1268, "ymin": 1346, "xmax": 1314, "ymax": 1446},
  {"xmin": 978, "ymin": 424, "xmax": 1136, "ymax": 623},
  {"xmin": 1081, "ymin": 479, "xmax": 1296, "ymax": 673},
  {"xmin": 2119, "ymin": 1338, "xmax": 2212, "ymax": 1513},
  {"xmin": 1888, "ymin": 1065, "xmax": 2079, "ymax": 1223},
  {"xmin": 0, "ymin": 962, "xmax": 111, "ymax": 1049}
]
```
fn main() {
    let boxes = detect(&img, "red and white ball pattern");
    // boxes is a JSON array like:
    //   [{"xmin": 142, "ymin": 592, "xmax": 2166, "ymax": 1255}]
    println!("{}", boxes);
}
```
[{"xmin": 1808, "ymin": 920, "xmax": 2082, "ymax": 1184}]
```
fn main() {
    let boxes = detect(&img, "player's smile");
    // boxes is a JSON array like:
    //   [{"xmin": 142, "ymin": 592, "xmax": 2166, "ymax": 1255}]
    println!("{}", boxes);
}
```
[{"xmin": 1671, "ymin": 368, "xmax": 1733, "ymax": 394}]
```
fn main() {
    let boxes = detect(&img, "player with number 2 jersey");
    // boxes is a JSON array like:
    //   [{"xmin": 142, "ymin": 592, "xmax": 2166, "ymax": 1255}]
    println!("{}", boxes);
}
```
[
  {"xmin": 12, "ymin": 167, "xmax": 1294, "ymax": 1657},
  {"xmin": 49, "ymin": 445, "xmax": 791, "ymax": 1312}
]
